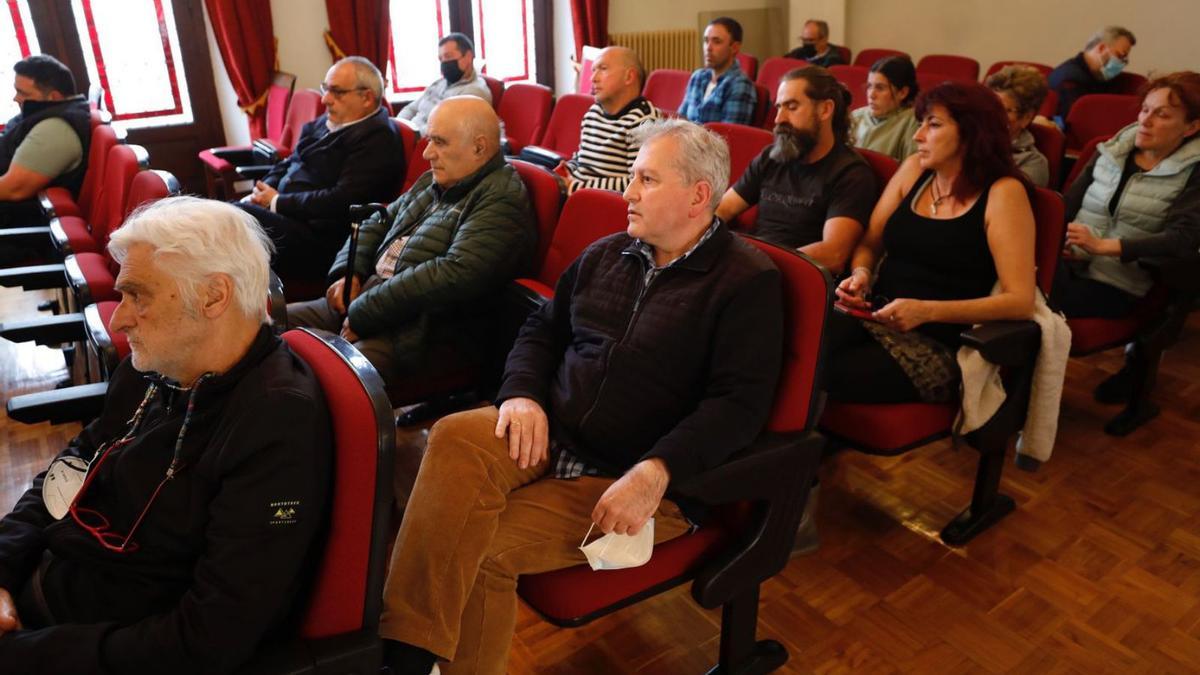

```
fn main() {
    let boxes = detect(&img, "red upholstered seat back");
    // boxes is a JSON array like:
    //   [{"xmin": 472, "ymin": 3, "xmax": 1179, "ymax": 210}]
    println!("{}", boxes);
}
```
[
  {"xmin": 124, "ymin": 170, "xmax": 178, "ymax": 216},
  {"xmin": 642, "ymin": 69, "xmax": 691, "ymax": 114},
  {"xmin": 1028, "ymin": 123, "xmax": 1065, "ymax": 188},
  {"xmin": 510, "ymin": 160, "xmax": 564, "ymax": 271},
  {"xmin": 704, "ymin": 122, "xmax": 772, "ymax": 184},
  {"xmin": 538, "ymin": 93, "xmax": 593, "ymax": 157},
  {"xmin": 1109, "ymin": 71, "xmax": 1148, "ymax": 96},
  {"xmin": 279, "ymin": 89, "xmax": 324, "ymax": 154},
  {"xmin": 743, "ymin": 237, "xmax": 831, "ymax": 432},
  {"xmin": 265, "ymin": 84, "xmax": 293, "ymax": 142},
  {"xmin": 1064, "ymin": 135, "xmax": 1104, "ymax": 189},
  {"xmin": 483, "ymin": 75, "xmax": 505, "ymax": 108},
  {"xmin": 1065, "ymin": 95, "xmax": 1139, "ymax": 152},
  {"xmin": 917, "ymin": 54, "xmax": 980, "ymax": 83},
  {"xmin": 830, "ymin": 64, "xmax": 869, "ymax": 110},
  {"xmin": 854, "ymin": 48, "xmax": 908, "ymax": 68},
  {"xmin": 402, "ymin": 137, "xmax": 431, "ymax": 192},
  {"xmin": 79, "ymin": 124, "xmax": 119, "ymax": 220},
  {"xmin": 281, "ymin": 329, "xmax": 391, "ymax": 639},
  {"xmin": 538, "ymin": 188, "xmax": 628, "ymax": 287},
  {"xmin": 736, "ymin": 52, "xmax": 758, "ymax": 80},
  {"xmin": 756, "ymin": 57, "xmax": 809, "ymax": 102},
  {"xmin": 91, "ymin": 144, "xmax": 142, "ymax": 247},
  {"xmin": 836, "ymin": 45, "xmax": 853, "ymax": 65},
  {"xmin": 856, "ymin": 147, "xmax": 900, "ymax": 187},
  {"xmin": 1031, "ymin": 187, "xmax": 1066, "ymax": 294},
  {"xmin": 389, "ymin": 119, "xmax": 418, "ymax": 197},
  {"xmin": 498, "ymin": 83, "xmax": 553, "ymax": 152}
]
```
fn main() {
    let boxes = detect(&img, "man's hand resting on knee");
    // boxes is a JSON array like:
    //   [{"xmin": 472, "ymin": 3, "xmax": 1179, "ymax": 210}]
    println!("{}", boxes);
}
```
[
  {"xmin": 591, "ymin": 459, "xmax": 670, "ymax": 536},
  {"xmin": 496, "ymin": 397, "xmax": 549, "ymax": 469},
  {"xmin": 0, "ymin": 587, "xmax": 22, "ymax": 636}
]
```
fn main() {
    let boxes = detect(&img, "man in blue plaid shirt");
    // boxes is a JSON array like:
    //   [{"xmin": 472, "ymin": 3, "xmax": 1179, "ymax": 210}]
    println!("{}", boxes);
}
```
[{"xmin": 678, "ymin": 17, "xmax": 758, "ymax": 126}]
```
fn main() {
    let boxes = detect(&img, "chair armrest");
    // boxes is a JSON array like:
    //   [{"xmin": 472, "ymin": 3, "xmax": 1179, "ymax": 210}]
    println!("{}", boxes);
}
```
[
  {"xmin": 1139, "ymin": 255, "xmax": 1200, "ymax": 294},
  {"xmin": 517, "ymin": 146, "xmax": 565, "ymax": 170},
  {"xmin": 679, "ymin": 430, "xmax": 824, "ymax": 609},
  {"xmin": 959, "ymin": 320, "xmax": 1041, "ymax": 368},
  {"xmin": 209, "ymin": 147, "xmax": 257, "ymax": 165},
  {"xmin": 0, "ymin": 226, "xmax": 52, "ymax": 249},
  {"xmin": 0, "ymin": 263, "xmax": 66, "ymax": 290},
  {"xmin": 37, "ymin": 191, "xmax": 57, "ymax": 218},
  {"xmin": 0, "ymin": 313, "xmax": 85, "ymax": 346},
  {"xmin": 235, "ymin": 165, "xmax": 273, "ymax": 181},
  {"xmin": 6, "ymin": 382, "xmax": 108, "ymax": 425}
]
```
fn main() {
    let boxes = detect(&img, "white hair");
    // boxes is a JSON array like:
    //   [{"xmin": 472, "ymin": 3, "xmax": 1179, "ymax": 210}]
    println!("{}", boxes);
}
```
[
  {"xmin": 108, "ymin": 196, "xmax": 275, "ymax": 322},
  {"xmin": 337, "ymin": 55, "xmax": 384, "ymax": 102},
  {"xmin": 631, "ymin": 118, "xmax": 730, "ymax": 211}
]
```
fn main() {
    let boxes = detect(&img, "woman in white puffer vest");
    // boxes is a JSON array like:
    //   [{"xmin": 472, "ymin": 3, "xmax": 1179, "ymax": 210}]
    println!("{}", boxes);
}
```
[{"xmin": 1054, "ymin": 71, "xmax": 1200, "ymax": 316}]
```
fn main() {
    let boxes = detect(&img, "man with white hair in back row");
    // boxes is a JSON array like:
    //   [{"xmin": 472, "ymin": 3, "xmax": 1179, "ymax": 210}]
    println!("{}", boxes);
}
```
[
  {"xmin": 0, "ymin": 197, "xmax": 333, "ymax": 674},
  {"xmin": 379, "ymin": 119, "xmax": 784, "ymax": 675}
]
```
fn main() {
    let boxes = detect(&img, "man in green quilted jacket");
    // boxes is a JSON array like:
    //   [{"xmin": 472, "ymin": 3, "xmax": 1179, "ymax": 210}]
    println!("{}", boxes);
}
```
[{"xmin": 286, "ymin": 96, "xmax": 536, "ymax": 384}]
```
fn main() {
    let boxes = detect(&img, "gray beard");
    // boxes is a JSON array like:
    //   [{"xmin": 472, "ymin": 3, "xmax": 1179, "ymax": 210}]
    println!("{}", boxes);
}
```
[{"xmin": 770, "ymin": 124, "xmax": 817, "ymax": 163}]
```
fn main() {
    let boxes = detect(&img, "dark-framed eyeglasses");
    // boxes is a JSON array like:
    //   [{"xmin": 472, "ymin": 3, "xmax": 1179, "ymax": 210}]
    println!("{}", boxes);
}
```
[{"xmin": 319, "ymin": 83, "xmax": 368, "ymax": 98}]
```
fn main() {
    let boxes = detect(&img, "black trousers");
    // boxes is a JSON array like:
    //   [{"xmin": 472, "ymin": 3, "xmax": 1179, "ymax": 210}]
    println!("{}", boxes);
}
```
[
  {"xmin": 822, "ymin": 310, "xmax": 922, "ymax": 404},
  {"xmin": 1050, "ymin": 260, "xmax": 1141, "ymax": 319},
  {"xmin": 236, "ymin": 203, "xmax": 347, "ymax": 282}
]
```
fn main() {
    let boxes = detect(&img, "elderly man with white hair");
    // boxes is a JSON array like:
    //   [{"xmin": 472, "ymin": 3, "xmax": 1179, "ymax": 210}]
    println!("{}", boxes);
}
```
[
  {"xmin": 379, "ymin": 119, "xmax": 784, "ymax": 675},
  {"xmin": 0, "ymin": 197, "xmax": 332, "ymax": 674}
]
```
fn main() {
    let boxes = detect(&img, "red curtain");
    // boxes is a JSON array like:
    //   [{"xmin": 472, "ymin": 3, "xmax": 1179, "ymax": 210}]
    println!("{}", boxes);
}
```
[
  {"xmin": 205, "ymin": 0, "xmax": 275, "ymax": 139},
  {"xmin": 323, "ymin": 0, "xmax": 389, "ymax": 73},
  {"xmin": 570, "ymin": 0, "xmax": 608, "ymax": 61}
]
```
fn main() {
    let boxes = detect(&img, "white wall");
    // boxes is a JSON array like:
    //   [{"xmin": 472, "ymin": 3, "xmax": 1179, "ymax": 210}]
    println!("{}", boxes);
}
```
[{"xmin": 845, "ymin": 0, "xmax": 1198, "ymax": 77}]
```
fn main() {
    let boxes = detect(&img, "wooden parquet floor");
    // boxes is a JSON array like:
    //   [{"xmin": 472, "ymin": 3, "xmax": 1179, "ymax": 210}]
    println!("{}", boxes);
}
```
[{"xmin": 4, "ymin": 284, "xmax": 1200, "ymax": 673}]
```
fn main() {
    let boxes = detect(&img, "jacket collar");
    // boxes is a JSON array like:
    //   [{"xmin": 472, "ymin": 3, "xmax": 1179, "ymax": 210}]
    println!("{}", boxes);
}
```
[
  {"xmin": 145, "ymin": 325, "xmax": 279, "ymax": 409},
  {"xmin": 621, "ymin": 218, "xmax": 729, "ymax": 273},
  {"xmin": 1101, "ymin": 122, "xmax": 1200, "ymax": 176}
]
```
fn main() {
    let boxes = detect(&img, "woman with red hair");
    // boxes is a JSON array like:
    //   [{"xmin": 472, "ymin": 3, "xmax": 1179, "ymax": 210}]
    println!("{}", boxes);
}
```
[
  {"xmin": 828, "ymin": 81, "xmax": 1037, "ymax": 403},
  {"xmin": 1055, "ymin": 71, "xmax": 1200, "ymax": 317}
]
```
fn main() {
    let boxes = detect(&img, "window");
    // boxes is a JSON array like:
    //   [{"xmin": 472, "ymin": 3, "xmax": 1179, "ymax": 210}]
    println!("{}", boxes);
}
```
[
  {"xmin": 386, "ymin": 0, "xmax": 545, "ymax": 100},
  {"xmin": 70, "ymin": 0, "xmax": 192, "ymax": 129},
  {"xmin": 471, "ymin": 0, "xmax": 537, "ymax": 85},
  {"xmin": 386, "ymin": 0, "xmax": 452, "ymax": 97},
  {"xmin": 0, "ymin": 0, "xmax": 39, "ymax": 122}
]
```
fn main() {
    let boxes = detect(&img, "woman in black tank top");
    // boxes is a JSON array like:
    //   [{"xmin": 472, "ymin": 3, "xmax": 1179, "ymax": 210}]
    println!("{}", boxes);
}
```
[{"xmin": 826, "ymin": 82, "xmax": 1037, "ymax": 404}]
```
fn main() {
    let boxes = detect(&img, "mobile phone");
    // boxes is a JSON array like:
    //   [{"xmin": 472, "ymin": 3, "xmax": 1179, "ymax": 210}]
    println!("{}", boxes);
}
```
[{"xmin": 834, "ymin": 301, "xmax": 880, "ymax": 322}]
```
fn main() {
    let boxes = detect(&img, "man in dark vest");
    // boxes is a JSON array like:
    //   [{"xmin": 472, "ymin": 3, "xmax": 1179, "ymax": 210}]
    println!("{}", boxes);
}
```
[
  {"xmin": 237, "ymin": 56, "xmax": 405, "ymax": 284},
  {"xmin": 0, "ymin": 54, "xmax": 90, "ymax": 232}
]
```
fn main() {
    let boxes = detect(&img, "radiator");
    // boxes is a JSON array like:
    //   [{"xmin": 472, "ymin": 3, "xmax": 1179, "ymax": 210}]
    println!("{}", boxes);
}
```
[{"xmin": 608, "ymin": 30, "xmax": 700, "ymax": 72}]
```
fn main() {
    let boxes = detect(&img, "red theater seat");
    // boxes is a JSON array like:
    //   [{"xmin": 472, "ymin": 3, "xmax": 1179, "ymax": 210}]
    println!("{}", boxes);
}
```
[
  {"xmin": 239, "ymin": 328, "xmax": 395, "ymax": 674},
  {"xmin": 643, "ymin": 69, "xmax": 691, "ymax": 114},
  {"xmin": 820, "ymin": 187, "xmax": 1066, "ymax": 544},
  {"xmin": 917, "ymin": 54, "xmax": 980, "ymax": 83},
  {"xmin": 854, "ymin": 48, "xmax": 908, "ymax": 68}
]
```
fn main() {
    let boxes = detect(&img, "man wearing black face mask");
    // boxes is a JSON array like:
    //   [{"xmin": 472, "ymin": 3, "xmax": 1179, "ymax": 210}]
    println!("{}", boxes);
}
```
[
  {"xmin": 716, "ymin": 66, "xmax": 875, "ymax": 274},
  {"xmin": 397, "ymin": 33, "xmax": 493, "ymax": 134},
  {"xmin": 0, "ymin": 54, "xmax": 90, "ymax": 236},
  {"xmin": 784, "ymin": 19, "xmax": 847, "ymax": 67}
]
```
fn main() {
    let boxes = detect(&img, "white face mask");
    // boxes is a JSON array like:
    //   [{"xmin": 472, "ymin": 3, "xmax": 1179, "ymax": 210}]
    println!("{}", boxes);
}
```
[{"xmin": 579, "ymin": 519, "xmax": 655, "ymax": 571}]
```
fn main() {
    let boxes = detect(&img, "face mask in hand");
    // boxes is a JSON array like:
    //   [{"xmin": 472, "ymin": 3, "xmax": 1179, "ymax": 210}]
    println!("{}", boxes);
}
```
[{"xmin": 579, "ymin": 519, "xmax": 655, "ymax": 571}]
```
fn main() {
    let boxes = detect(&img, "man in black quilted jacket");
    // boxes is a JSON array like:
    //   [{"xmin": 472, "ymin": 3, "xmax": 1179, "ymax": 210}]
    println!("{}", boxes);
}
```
[
  {"xmin": 237, "ymin": 56, "xmax": 405, "ymax": 282},
  {"xmin": 285, "ymin": 95, "xmax": 535, "ymax": 384}
]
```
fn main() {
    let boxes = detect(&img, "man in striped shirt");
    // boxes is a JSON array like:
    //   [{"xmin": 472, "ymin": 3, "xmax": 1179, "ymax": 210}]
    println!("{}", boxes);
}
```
[{"xmin": 555, "ymin": 46, "xmax": 659, "ymax": 194}]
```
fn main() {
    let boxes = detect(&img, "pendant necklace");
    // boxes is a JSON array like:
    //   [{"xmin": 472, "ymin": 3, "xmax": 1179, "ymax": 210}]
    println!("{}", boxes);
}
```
[{"xmin": 930, "ymin": 178, "xmax": 950, "ymax": 216}]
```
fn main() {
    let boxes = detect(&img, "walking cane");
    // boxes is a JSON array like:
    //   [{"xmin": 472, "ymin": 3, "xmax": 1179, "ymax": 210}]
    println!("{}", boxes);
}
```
[{"xmin": 343, "ymin": 203, "xmax": 389, "ymax": 311}]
